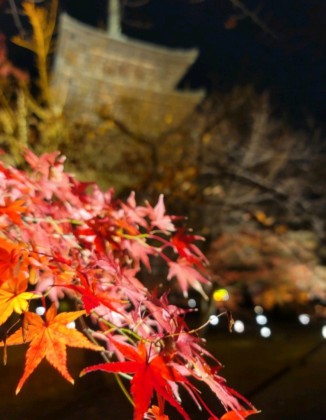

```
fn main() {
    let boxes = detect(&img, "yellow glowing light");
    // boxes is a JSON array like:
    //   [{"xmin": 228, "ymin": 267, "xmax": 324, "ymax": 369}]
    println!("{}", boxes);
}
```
[{"xmin": 213, "ymin": 288, "xmax": 229, "ymax": 302}]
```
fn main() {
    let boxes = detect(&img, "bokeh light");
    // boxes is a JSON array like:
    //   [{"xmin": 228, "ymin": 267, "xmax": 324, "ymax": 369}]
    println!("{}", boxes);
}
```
[
  {"xmin": 260, "ymin": 326, "xmax": 272, "ymax": 338},
  {"xmin": 209, "ymin": 315, "xmax": 219, "ymax": 326},
  {"xmin": 213, "ymin": 288, "xmax": 229, "ymax": 302},
  {"xmin": 188, "ymin": 298, "xmax": 197, "ymax": 308},
  {"xmin": 298, "ymin": 314, "xmax": 310, "ymax": 325},
  {"xmin": 254, "ymin": 305, "xmax": 264, "ymax": 315},
  {"xmin": 322, "ymin": 326, "xmax": 326, "ymax": 339},
  {"xmin": 36, "ymin": 306, "xmax": 46, "ymax": 316},
  {"xmin": 234, "ymin": 320, "xmax": 245, "ymax": 333},
  {"xmin": 256, "ymin": 314, "xmax": 268, "ymax": 325}
]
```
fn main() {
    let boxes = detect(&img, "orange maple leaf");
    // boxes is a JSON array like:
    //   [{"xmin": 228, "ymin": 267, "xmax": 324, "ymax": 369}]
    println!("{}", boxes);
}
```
[
  {"xmin": 0, "ymin": 277, "xmax": 39, "ymax": 326},
  {"xmin": 0, "ymin": 198, "xmax": 27, "ymax": 224},
  {"xmin": 220, "ymin": 409, "xmax": 260, "ymax": 420},
  {"xmin": 0, "ymin": 238, "xmax": 28, "ymax": 282},
  {"xmin": 0, "ymin": 304, "xmax": 104, "ymax": 394},
  {"xmin": 148, "ymin": 405, "xmax": 169, "ymax": 420}
]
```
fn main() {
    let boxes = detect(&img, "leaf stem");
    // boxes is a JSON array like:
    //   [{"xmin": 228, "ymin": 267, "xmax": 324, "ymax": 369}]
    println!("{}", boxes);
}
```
[{"xmin": 114, "ymin": 373, "xmax": 134, "ymax": 407}]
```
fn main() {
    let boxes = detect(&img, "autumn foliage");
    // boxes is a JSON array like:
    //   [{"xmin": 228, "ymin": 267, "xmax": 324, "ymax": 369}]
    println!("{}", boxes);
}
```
[{"xmin": 0, "ymin": 149, "xmax": 258, "ymax": 419}]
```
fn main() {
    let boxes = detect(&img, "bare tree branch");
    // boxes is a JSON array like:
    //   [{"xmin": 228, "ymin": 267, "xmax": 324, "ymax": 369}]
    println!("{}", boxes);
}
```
[
  {"xmin": 7, "ymin": 0, "xmax": 26, "ymax": 38},
  {"xmin": 228, "ymin": 0, "xmax": 279, "ymax": 40}
]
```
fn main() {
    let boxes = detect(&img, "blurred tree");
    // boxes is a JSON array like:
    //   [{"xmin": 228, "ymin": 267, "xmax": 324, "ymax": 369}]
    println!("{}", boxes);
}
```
[
  {"xmin": 206, "ymin": 229, "xmax": 326, "ymax": 312},
  {"xmin": 197, "ymin": 88, "xmax": 326, "ymax": 241},
  {"xmin": 1, "ymin": 0, "xmax": 325, "ymax": 314},
  {"xmin": 192, "ymin": 86, "xmax": 326, "ymax": 311}
]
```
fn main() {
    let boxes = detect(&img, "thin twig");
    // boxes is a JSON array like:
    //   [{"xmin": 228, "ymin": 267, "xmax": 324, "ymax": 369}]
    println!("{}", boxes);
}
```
[
  {"xmin": 228, "ymin": 0, "xmax": 279, "ymax": 40},
  {"xmin": 8, "ymin": 0, "xmax": 27, "ymax": 38}
]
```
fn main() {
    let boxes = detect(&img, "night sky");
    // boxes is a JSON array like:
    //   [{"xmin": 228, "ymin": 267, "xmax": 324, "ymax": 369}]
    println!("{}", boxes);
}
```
[{"xmin": 1, "ymin": 0, "xmax": 325, "ymax": 130}]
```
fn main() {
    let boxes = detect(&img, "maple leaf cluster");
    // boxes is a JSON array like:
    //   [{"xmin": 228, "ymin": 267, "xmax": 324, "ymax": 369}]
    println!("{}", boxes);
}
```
[{"xmin": 0, "ymin": 150, "xmax": 258, "ymax": 419}]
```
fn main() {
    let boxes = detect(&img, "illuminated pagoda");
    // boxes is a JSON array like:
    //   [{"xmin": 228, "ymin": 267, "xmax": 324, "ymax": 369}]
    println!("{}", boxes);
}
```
[{"xmin": 51, "ymin": 1, "xmax": 204, "ymax": 138}]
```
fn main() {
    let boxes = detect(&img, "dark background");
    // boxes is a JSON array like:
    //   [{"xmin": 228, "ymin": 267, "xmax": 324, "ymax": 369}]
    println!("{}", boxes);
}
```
[
  {"xmin": 0, "ymin": 2, "xmax": 325, "ymax": 419},
  {"xmin": 1, "ymin": 0, "xmax": 325, "ymax": 131}
]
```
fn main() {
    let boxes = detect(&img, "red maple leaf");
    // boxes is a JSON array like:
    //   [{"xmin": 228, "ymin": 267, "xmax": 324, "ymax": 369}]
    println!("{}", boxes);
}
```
[
  {"xmin": 143, "ymin": 292, "xmax": 186, "ymax": 334},
  {"xmin": 146, "ymin": 194, "xmax": 175, "ymax": 232},
  {"xmin": 64, "ymin": 271, "xmax": 123, "ymax": 314},
  {"xmin": 170, "ymin": 228, "xmax": 208, "ymax": 267},
  {"xmin": 167, "ymin": 259, "xmax": 210, "ymax": 299},
  {"xmin": 81, "ymin": 340, "xmax": 191, "ymax": 420}
]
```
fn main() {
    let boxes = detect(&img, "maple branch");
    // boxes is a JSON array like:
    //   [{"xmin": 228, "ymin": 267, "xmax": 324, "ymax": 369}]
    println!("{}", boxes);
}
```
[
  {"xmin": 91, "ymin": 311, "xmax": 142, "ymax": 343},
  {"xmin": 81, "ymin": 323, "xmax": 134, "ymax": 406},
  {"xmin": 115, "ymin": 373, "xmax": 135, "ymax": 406}
]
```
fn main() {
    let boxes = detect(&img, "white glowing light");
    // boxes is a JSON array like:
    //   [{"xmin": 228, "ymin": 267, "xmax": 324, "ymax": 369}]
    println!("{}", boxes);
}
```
[
  {"xmin": 256, "ymin": 314, "xmax": 268, "ymax": 325},
  {"xmin": 298, "ymin": 314, "xmax": 310, "ymax": 325},
  {"xmin": 36, "ymin": 306, "xmax": 46, "ymax": 316},
  {"xmin": 260, "ymin": 326, "xmax": 272, "ymax": 338},
  {"xmin": 209, "ymin": 315, "xmax": 219, "ymax": 326},
  {"xmin": 234, "ymin": 320, "xmax": 245, "ymax": 333},
  {"xmin": 254, "ymin": 305, "xmax": 264, "ymax": 315},
  {"xmin": 66, "ymin": 321, "xmax": 76, "ymax": 329},
  {"xmin": 322, "ymin": 326, "xmax": 326, "ymax": 339},
  {"xmin": 188, "ymin": 298, "xmax": 197, "ymax": 308}
]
